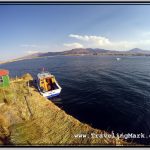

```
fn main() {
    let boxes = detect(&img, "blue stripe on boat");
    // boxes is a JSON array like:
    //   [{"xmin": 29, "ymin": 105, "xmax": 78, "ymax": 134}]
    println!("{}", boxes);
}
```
[{"xmin": 47, "ymin": 93, "xmax": 60, "ymax": 99}]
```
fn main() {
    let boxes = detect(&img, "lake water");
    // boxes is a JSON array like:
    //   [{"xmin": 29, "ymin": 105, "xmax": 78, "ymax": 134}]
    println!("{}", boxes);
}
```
[{"xmin": 1, "ymin": 55, "xmax": 150, "ymax": 144}]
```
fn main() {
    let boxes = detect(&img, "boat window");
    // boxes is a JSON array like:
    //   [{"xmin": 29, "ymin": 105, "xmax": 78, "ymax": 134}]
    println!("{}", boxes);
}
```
[{"xmin": 52, "ymin": 78, "xmax": 55, "ymax": 83}]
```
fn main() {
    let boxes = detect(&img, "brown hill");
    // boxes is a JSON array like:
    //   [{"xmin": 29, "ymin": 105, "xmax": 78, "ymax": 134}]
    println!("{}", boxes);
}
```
[{"xmin": 18, "ymin": 48, "xmax": 150, "ymax": 60}]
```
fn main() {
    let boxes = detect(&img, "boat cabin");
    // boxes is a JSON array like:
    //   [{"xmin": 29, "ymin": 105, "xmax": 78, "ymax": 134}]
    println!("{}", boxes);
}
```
[
  {"xmin": 0, "ymin": 69, "xmax": 10, "ymax": 87},
  {"xmin": 37, "ymin": 72, "xmax": 58, "ymax": 92}
]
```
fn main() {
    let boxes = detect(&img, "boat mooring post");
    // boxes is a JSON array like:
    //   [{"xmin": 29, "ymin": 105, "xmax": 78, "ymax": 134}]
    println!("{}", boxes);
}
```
[
  {"xmin": 2, "ymin": 88, "xmax": 7, "ymax": 104},
  {"xmin": 28, "ymin": 81, "xmax": 30, "ymax": 93},
  {"xmin": 27, "ymin": 81, "xmax": 32, "ymax": 96}
]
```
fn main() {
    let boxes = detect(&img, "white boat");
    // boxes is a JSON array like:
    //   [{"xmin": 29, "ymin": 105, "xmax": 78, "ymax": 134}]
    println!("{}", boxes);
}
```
[
  {"xmin": 116, "ymin": 57, "xmax": 121, "ymax": 61},
  {"xmin": 37, "ymin": 71, "xmax": 62, "ymax": 98}
]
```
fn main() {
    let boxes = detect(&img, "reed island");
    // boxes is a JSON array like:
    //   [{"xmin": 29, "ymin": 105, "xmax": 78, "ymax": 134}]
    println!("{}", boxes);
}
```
[{"xmin": 0, "ymin": 73, "xmax": 130, "ymax": 146}]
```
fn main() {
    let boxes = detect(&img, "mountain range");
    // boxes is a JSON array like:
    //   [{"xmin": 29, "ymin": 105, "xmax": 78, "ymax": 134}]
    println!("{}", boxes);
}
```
[{"xmin": 20, "ymin": 48, "xmax": 150, "ymax": 60}]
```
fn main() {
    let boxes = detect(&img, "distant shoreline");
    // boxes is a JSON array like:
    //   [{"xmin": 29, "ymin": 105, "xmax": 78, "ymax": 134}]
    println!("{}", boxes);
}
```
[
  {"xmin": 2, "ymin": 47, "xmax": 150, "ymax": 65},
  {"xmin": 1, "ymin": 53, "xmax": 150, "ymax": 65}
]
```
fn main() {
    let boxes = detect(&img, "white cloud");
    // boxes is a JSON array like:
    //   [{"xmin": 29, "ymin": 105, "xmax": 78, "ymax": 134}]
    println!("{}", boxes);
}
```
[
  {"xmin": 69, "ymin": 34, "xmax": 111, "ymax": 45},
  {"xmin": 64, "ymin": 42, "xmax": 84, "ymax": 49},
  {"xmin": 26, "ymin": 50, "xmax": 40, "ymax": 54},
  {"xmin": 68, "ymin": 34, "xmax": 150, "ymax": 50}
]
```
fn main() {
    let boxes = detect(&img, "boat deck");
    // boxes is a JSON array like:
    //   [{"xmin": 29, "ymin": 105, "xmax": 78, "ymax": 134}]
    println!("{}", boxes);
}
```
[{"xmin": 37, "ymin": 72, "xmax": 53, "ymax": 79}]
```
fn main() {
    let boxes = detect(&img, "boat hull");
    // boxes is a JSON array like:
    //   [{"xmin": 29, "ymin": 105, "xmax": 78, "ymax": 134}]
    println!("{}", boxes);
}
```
[
  {"xmin": 40, "ymin": 89, "xmax": 61, "ymax": 98},
  {"xmin": 37, "ymin": 80, "xmax": 62, "ymax": 98},
  {"xmin": 36, "ymin": 71, "xmax": 62, "ymax": 98}
]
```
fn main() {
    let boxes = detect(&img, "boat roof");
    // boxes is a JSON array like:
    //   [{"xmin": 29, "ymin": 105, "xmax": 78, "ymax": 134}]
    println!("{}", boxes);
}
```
[{"xmin": 37, "ymin": 71, "xmax": 54, "ymax": 79}]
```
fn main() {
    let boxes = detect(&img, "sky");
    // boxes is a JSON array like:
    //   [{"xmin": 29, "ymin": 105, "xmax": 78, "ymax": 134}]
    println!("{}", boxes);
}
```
[{"xmin": 1, "ymin": 4, "xmax": 150, "ymax": 60}]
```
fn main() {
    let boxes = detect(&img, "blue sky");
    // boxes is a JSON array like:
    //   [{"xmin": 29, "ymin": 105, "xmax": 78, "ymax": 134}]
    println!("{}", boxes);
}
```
[{"xmin": 1, "ymin": 4, "xmax": 150, "ymax": 60}]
